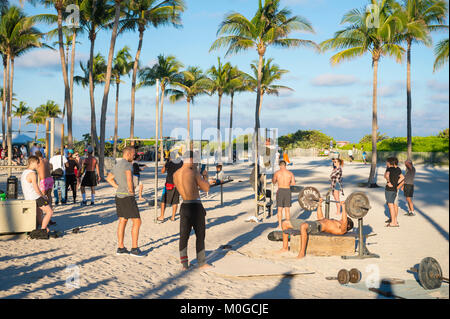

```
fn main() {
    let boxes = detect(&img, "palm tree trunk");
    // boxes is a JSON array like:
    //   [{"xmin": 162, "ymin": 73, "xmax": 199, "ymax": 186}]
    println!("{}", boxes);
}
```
[
  {"xmin": 2, "ymin": 58, "xmax": 7, "ymax": 149},
  {"xmin": 228, "ymin": 91, "xmax": 234, "ymax": 161},
  {"xmin": 7, "ymin": 56, "xmax": 14, "ymax": 172},
  {"xmin": 99, "ymin": 0, "xmax": 121, "ymax": 181},
  {"xmin": 88, "ymin": 30, "xmax": 98, "ymax": 153},
  {"xmin": 159, "ymin": 84, "xmax": 165, "ymax": 160},
  {"xmin": 113, "ymin": 81, "xmax": 120, "ymax": 159},
  {"xmin": 18, "ymin": 117, "xmax": 21, "ymax": 135},
  {"xmin": 406, "ymin": 40, "xmax": 412, "ymax": 161},
  {"xmin": 217, "ymin": 93, "xmax": 222, "ymax": 157},
  {"xmin": 130, "ymin": 27, "xmax": 145, "ymax": 144},
  {"xmin": 254, "ymin": 51, "xmax": 264, "ymax": 215},
  {"xmin": 368, "ymin": 57, "xmax": 379, "ymax": 187},
  {"xmin": 187, "ymin": 98, "xmax": 191, "ymax": 141},
  {"xmin": 56, "ymin": 7, "xmax": 71, "ymax": 148},
  {"xmin": 68, "ymin": 29, "xmax": 77, "ymax": 147},
  {"xmin": 35, "ymin": 124, "xmax": 39, "ymax": 142}
]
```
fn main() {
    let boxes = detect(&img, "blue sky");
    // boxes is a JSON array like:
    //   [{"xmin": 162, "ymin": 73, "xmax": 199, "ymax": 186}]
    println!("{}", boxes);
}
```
[{"xmin": 6, "ymin": 0, "xmax": 450, "ymax": 143}]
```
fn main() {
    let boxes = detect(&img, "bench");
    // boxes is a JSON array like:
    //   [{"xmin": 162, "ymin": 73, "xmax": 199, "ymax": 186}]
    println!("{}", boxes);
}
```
[
  {"xmin": 289, "ymin": 232, "xmax": 356, "ymax": 256},
  {"xmin": 0, "ymin": 200, "xmax": 37, "ymax": 234}
]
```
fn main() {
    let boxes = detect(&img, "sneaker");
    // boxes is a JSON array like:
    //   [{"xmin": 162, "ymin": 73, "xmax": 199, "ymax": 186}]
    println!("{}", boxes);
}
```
[
  {"xmin": 129, "ymin": 248, "xmax": 146, "ymax": 258},
  {"xmin": 49, "ymin": 220, "xmax": 57, "ymax": 226},
  {"xmin": 81, "ymin": 200, "xmax": 87, "ymax": 206},
  {"xmin": 55, "ymin": 201, "xmax": 59, "ymax": 206},
  {"xmin": 90, "ymin": 201, "xmax": 95, "ymax": 206},
  {"xmin": 116, "ymin": 247, "xmax": 129, "ymax": 255}
]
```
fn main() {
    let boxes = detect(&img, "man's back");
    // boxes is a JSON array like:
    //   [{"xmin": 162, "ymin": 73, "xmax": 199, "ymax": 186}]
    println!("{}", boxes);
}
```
[
  {"xmin": 84, "ymin": 155, "xmax": 97, "ymax": 171},
  {"xmin": 38, "ymin": 158, "xmax": 51, "ymax": 180},
  {"xmin": 174, "ymin": 165, "xmax": 200, "ymax": 201}
]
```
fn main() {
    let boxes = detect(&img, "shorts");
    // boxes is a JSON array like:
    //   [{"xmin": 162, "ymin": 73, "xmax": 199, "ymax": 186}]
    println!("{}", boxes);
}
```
[
  {"xmin": 81, "ymin": 171, "xmax": 97, "ymax": 187},
  {"xmin": 133, "ymin": 175, "xmax": 143, "ymax": 187},
  {"xmin": 39, "ymin": 177, "xmax": 54, "ymax": 193},
  {"xmin": 276, "ymin": 188, "xmax": 291, "ymax": 208},
  {"xmin": 162, "ymin": 187, "xmax": 180, "ymax": 206},
  {"xmin": 115, "ymin": 196, "xmax": 140, "ymax": 219},
  {"xmin": 385, "ymin": 190, "xmax": 397, "ymax": 204},
  {"xmin": 36, "ymin": 197, "xmax": 50, "ymax": 208},
  {"xmin": 404, "ymin": 184, "xmax": 414, "ymax": 198},
  {"xmin": 332, "ymin": 183, "xmax": 342, "ymax": 191},
  {"xmin": 290, "ymin": 219, "xmax": 322, "ymax": 234}
]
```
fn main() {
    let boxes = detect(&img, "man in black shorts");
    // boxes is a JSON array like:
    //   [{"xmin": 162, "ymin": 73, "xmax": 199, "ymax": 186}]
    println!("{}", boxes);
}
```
[
  {"xmin": 384, "ymin": 157, "xmax": 404, "ymax": 227},
  {"xmin": 402, "ymin": 160, "xmax": 416, "ymax": 216},
  {"xmin": 106, "ymin": 146, "xmax": 144, "ymax": 257},
  {"xmin": 278, "ymin": 198, "xmax": 353, "ymax": 259},
  {"xmin": 158, "ymin": 152, "xmax": 183, "ymax": 222}
]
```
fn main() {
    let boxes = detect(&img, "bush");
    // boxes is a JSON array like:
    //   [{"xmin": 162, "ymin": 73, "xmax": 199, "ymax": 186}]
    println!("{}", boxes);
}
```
[
  {"xmin": 279, "ymin": 130, "xmax": 335, "ymax": 150},
  {"xmin": 339, "ymin": 136, "xmax": 449, "ymax": 152}
]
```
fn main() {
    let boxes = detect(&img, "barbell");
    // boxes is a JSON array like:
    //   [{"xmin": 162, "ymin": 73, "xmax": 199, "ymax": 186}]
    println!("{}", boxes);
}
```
[
  {"xmin": 326, "ymin": 268, "xmax": 361, "ymax": 284},
  {"xmin": 297, "ymin": 186, "xmax": 371, "ymax": 219},
  {"xmin": 410, "ymin": 257, "xmax": 449, "ymax": 290}
]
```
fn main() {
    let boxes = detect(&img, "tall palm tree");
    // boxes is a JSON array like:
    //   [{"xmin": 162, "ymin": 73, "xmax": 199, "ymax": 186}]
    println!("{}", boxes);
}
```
[
  {"xmin": 321, "ymin": 0, "xmax": 405, "ymax": 187},
  {"xmin": 247, "ymin": 58, "xmax": 293, "ymax": 116},
  {"xmin": 398, "ymin": 0, "xmax": 448, "ymax": 160},
  {"xmin": 206, "ymin": 57, "xmax": 235, "ymax": 149},
  {"xmin": 38, "ymin": 100, "xmax": 63, "ymax": 118},
  {"xmin": 12, "ymin": 101, "xmax": 31, "ymax": 134},
  {"xmin": 79, "ymin": 0, "xmax": 114, "ymax": 153},
  {"xmin": 26, "ymin": 108, "xmax": 45, "ymax": 141},
  {"xmin": 226, "ymin": 65, "xmax": 251, "ymax": 161},
  {"xmin": 168, "ymin": 66, "xmax": 209, "ymax": 140},
  {"xmin": 0, "ymin": 5, "xmax": 45, "ymax": 170},
  {"xmin": 138, "ymin": 54, "xmax": 183, "ymax": 158},
  {"xmin": 434, "ymin": 35, "xmax": 449, "ymax": 71},
  {"xmin": 120, "ymin": 0, "xmax": 185, "ymax": 143},
  {"xmin": 210, "ymin": 0, "xmax": 317, "ymax": 211},
  {"xmin": 112, "ymin": 45, "xmax": 133, "ymax": 158},
  {"xmin": 74, "ymin": 53, "xmax": 106, "ymax": 90}
]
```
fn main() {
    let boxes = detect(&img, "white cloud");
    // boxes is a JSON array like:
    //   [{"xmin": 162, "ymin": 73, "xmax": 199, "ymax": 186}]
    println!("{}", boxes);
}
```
[
  {"xmin": 16, "ymin": 49, "xmax": 88, "ymax": 70},
  {"xmin": 311, "ymin": 74, "xmax": 358, "ymax": 87}
]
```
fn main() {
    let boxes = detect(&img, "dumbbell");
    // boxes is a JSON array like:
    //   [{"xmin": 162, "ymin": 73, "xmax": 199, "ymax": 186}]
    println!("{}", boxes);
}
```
[{"xmin": 326, "ymin": 268, "xmax": 361, "ymax": 284}]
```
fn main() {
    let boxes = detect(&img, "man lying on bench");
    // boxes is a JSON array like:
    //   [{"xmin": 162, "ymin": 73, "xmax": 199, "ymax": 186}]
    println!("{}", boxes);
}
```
[{"xmin": 278, "ymin": 198, "xmax": 354, "ymax": 259}]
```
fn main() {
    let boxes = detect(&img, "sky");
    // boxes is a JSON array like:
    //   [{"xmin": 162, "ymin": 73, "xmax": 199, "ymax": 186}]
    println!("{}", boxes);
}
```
[{"xmin": 5, "ymin": 0, "xmax": 450, "ymax": 143}]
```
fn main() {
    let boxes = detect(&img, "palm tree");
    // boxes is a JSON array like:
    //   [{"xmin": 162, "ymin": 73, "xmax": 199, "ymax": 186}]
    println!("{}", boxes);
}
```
[
  {"xmin": 38, "ymin": 100, "xmax": 63, "ymax": 118},
  {"xmin": 398, "ymin": 0, "xmax": 448, "ymax": 160},
  {"xmin": 138, "ymin": 54, "xmax": 183, "ymax": 159},
  {"xmin": 79, "ymin": 0, "xmax": 114, "ymax": 153},
  {"xmin": 247, "ymin": 58, "xmax": 293, "ymax": 116},
  {"xmin": 74, "ymin": 53, "xmax": 107, "ymax": 90},
  {"xmin": 210, "ymin": 0, "xmax": 316, "ymax": 211},
  {"xmin": 434, "ymin": 36, "xmax": 449, "ymax": 71},
  {"xmin": 26, "ymin": 108, "xmax": 45, "ymax": 141},
  {"xmin": 98, "ymin": 0, "xmax": 125, "ymax": 181},
  {"xmin": 226, "ymin": 65, "xmax": 251, "ymax": 161},
  {"xmin": 206, "ymin": 57, "xmax": 235, "ymax": 149},
  {"xmin": 321, "ymin": 0, "xmax": 405, "ymax": 187},
  {"xmin": 168, "ymin": 66, "xmax": 209, "ymax": 140},
  {"xmin": 0, "ymin": 6, "xmax": 45, "ymax": 170},
  {"xmin": 12, "ymin": 101, "xmax": 31, "ymax": 134},
  {"xmin": 120, "ymin": 0, "xmax": 185, "ymax": 143},
  {"xmin": 111, "ymin": 46, "xmax": 133, "ymax": 158}
]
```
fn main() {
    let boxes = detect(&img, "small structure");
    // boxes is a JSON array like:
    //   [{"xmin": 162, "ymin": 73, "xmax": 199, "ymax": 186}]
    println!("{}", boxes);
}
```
[{"xmin": 336, "ymin": 141, "xmax": 350, "ymax": 147}]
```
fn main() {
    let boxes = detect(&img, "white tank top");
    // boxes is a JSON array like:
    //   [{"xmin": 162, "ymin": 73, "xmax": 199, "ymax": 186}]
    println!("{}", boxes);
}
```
[{"xmin": 21, "ymin": 169, "xmax": 40, "ymax": 200}]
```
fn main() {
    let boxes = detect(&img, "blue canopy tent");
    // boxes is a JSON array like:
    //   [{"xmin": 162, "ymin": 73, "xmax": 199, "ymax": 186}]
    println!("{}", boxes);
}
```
[{"xmin": 0, "ymin": 133, "xmax": 34, "ymax": 145}]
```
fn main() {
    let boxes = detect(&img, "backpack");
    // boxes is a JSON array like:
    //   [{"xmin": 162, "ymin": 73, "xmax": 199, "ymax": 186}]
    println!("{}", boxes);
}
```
[
  {"xmin": 29, "ymin": 229, "xmax": 49, "ymax": 240},
  {"xmin": 51, "ymin": 155, "xmax": 64, "ymax": 178}
]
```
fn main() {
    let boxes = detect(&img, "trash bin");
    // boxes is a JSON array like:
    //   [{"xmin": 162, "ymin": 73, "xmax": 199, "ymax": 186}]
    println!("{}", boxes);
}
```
[{"xmin": 7, "ymin": 176, "xmax": 18, "ymax": 199}]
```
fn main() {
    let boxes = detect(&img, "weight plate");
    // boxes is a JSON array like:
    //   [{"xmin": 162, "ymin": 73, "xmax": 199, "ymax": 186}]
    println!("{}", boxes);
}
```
[
  {"xmin": 345, "ymin": 192, "xmax": 371, "ymax": 219},
  {"xmin": 337, "ymin": 269, "xmax": 350, "ymax": 285},
  {"xmin": 349, "ymin": 268, "xmax": 361, "ymax": 283},
  {"xmin": 418, "ymin": 257, "xmax": 442, "ymax": 290},
  {"xmin": 298, "ymin": 186, "xmax": 321, "ymax": 211}
]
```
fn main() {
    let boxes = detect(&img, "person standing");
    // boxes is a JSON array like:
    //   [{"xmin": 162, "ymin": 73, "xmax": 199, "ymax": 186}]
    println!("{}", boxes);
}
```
[
  {"xmin": 402, "ymin": 160, "xmax": 416, "ymax": 216},
  {"xmin": 362, "ymin": 148, "xmax": 367, "ymax": 165},
  {"xmin": 20, "ymin": 145, "xmax": 28, "ymax": 161},
  {"xmin": 384, "ymin": 157, "xmax": 404, "ymax": 227},
  {"xmin": 330, "ymin": 158, "xmax": 344, "ymax": 215},
  {"xmin": 158, "ymin": 154, "xmax": 183, "ymax": 222},
  {"xmin": 173, "ymin": 151, "xmax": 211, "ymax": 270},
  {"xmin": 348, "ymin": 148, "xmax": 354, "ymax": 163},
  {"xmin": 106, "ymin": 146, "xmax": 144, "ymax": 257},
  {"xmin": 79, "ymin": 146, "xmax": 100, "ymax": 206},
  {"xmin": 36, "ymin": 151, "xmax": 54, "ymax": 208},
  {"xmin": 50, "ymin": 150, "xmax": 68, "ymax": 205},
  {"xmin": 132, "ymin": 156, "xmax": 147, "ymax": 202},
  {"xmin": 65, "ymin": 150, "xmax": 80, "ymax": 204},
  {"xmin": 20, "ymin": 156, "xmax": 54, "ymax": 235},
  {"xmin": 30, "ymin": 143, "xmax": 39, "ymax": 156},
  {"xmin": 273, "ymin": 160, "xmax": 296, "ymax": 229}
]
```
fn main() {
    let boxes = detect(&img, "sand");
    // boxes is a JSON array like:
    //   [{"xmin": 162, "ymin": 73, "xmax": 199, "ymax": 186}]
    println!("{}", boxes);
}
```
[{"xmin": 0, "ymin": 157, "xmax": 448, "ymax": 299}]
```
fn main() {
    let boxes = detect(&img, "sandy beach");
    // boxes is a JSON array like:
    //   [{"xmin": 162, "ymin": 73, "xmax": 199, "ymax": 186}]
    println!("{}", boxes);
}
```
[{"xmin": 0, "ymin": 157, "xmax": 448, "ymax": 299}]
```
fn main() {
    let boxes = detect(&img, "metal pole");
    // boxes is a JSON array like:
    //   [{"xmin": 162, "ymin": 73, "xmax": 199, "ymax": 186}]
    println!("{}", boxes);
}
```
[
  {"xmin": 45, "ymin": 119, "xmax": 49, "ymax": 159},
  {"xmin": 220, "ymin": 183, "xmax": 223, "ymax": 206},
  {"xmin": 50, "ymin": 118, "xmax": 55, "ymax": 158},
  {"xmin": 154, "ymin": 79, "xmax": 160, "ymax": 223},
  {"xmin": 325, "ymin": 193, "xmax": 330, "ymax": 219}
]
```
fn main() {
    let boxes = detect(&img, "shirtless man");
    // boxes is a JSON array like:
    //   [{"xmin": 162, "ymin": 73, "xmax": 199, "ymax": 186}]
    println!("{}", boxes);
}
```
[
  {"xmin": 173, "ymin": 151, "xmax": 212, "ymax": 270},
  {"xmin": 273, "ymin": 160, "xmax": 296, "ymax": 229},
  {"xmin": 279, "ymin": 198, "xmax": 353, "ymax": 259},
  {"xmin": 79, "ymin": 146, "xmax": 100, "ymax": 206},
  {"xmin": 35, "ymin": 151, "xmax": 53, "ymax": 208}
]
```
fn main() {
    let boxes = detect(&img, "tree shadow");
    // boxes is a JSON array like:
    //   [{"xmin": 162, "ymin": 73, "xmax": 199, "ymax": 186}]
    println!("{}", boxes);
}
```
[
  {"xmin": 156, "ymin": 285, "xmax": 188, "ymax": 299},
  {"xmin": 414, "ymin": 207, "xmax": 449, "ymax": 242},
  {"xmin": 251, "ymin": 275, "xmax": 293, "ymax": 299}
]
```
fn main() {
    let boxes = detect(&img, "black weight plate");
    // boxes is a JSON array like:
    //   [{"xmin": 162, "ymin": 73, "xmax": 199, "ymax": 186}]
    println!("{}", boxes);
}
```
[
  {"xmin": 418, "ymin": 257, "xmax": 442, "ymax": 290},
  {"xmin": 345, "ymin": 192, "xmax": 371, "ymax": 219},
  {"xmin": 298, "ymin": 186, "xmax": 320, "ymax": 211}
]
